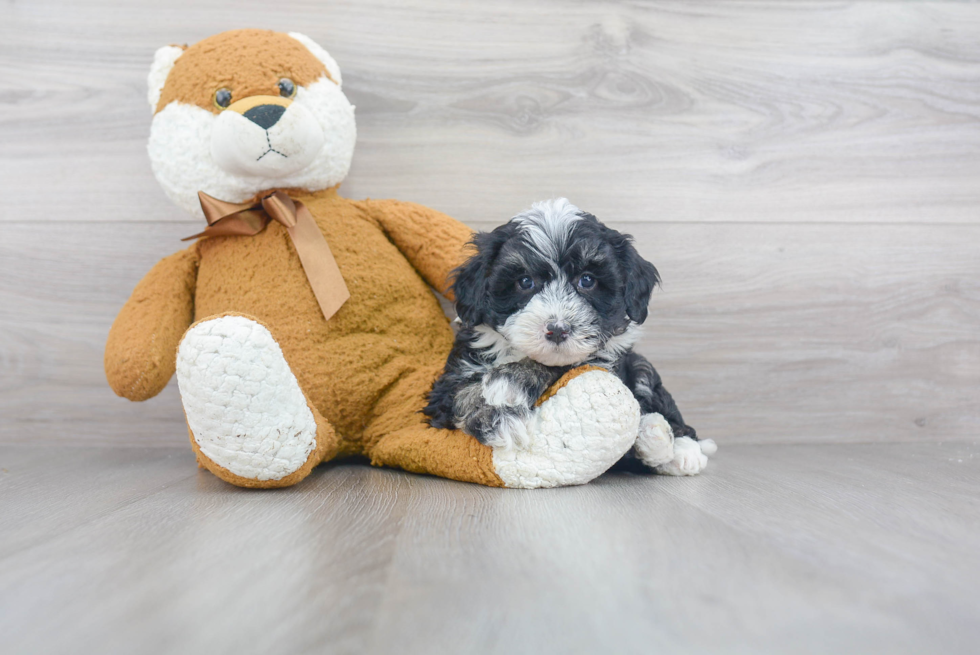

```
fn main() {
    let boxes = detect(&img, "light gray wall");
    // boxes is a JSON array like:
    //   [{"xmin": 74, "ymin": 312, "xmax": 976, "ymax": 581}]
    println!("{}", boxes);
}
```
[{"xmin": 1, "ymin": 1, "xmax": 978, "ymax": 446}]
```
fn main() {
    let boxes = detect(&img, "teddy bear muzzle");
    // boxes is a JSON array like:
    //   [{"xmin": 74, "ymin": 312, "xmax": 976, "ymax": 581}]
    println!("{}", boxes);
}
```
[{"xmin": 210, "ymin": 94, "xmax": 325, "ymax": 179}]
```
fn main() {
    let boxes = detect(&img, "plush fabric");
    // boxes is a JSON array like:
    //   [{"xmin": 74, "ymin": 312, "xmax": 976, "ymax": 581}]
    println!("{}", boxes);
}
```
[
  {"xmin": 104, "ymin": 247, "xmax": 198, "ymax": 400},
  {"xmin": 105, "ymin": 29, "xmax": 641, "ymax": 489},
  {"xmin": 154, "ymin": 29, "xmax": 333, "ymax": 115}
]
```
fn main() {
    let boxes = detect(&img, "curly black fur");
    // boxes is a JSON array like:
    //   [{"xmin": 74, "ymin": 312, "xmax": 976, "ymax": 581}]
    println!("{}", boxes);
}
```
[{"xmin": 423, "ymin": 200, "xmax": 696, "ymax": 465}]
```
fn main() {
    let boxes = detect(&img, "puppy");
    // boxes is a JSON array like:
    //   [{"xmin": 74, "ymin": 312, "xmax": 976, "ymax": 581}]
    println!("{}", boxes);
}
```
[{"xmin": 424, "ymin": 198, "xmax": 715, "ymax": 475}]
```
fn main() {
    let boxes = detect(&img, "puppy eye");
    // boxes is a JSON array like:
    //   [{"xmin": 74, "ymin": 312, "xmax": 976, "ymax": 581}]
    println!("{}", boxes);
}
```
[
  {"xmin": 214, "ymin": 88, "xmax": 233, "ymax": 109},
  {"xmin": 578, "ymin": 274, "xmax": 596, "ymax": 289},
  {"xmin": 278, "ymin": 78, "xmax": 296, "ymax": 98},
  {"xmin": 517, "ymin": 276, "xmax": 535, "ymax": 291}
]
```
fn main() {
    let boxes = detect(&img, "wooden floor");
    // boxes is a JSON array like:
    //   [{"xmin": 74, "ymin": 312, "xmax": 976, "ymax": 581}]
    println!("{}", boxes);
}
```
[
  {"xmin": 1, "ymin": 442, "xmax": 978, "ymax": 654},
  {"xmin": 2, "ymin": 2, "xmax": 980, "ymax": 652}
]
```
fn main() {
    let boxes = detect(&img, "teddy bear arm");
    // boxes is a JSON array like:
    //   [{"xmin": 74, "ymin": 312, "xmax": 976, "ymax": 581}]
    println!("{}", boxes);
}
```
[
  {"xmin": 359, "ymin": 199, "xmax": 474, "ymax": 300},
  {"xmin": 104, "ymin": 245, "xmax": 200, "ymax": 401}
]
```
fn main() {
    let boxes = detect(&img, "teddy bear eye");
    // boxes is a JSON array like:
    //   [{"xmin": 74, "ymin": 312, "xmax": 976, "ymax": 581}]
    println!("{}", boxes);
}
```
[
  {"xmin": 214, "ymin": 88, "xmax": 233, "ymax": 108},
  {"xmin": 278, "ymin": 78, "xmax": 296, "ymax": 98}
]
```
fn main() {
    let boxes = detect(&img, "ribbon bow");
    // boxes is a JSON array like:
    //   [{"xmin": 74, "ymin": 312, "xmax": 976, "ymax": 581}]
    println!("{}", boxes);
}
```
[{"xmin": 184, "ymin": 190, "xmax": 350, "ymax": 321}]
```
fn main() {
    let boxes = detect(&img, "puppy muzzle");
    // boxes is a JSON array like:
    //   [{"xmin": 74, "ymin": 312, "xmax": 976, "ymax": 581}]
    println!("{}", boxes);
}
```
[{"xmin": 545, "ymin": 320, "xmax": 570, "ymax": 344}]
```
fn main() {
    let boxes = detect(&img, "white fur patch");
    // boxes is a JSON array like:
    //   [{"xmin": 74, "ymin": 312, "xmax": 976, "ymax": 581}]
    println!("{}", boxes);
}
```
[
  {"xmin": 288, "ymin": 32, "xmax": 343, "ymax": 86},
  {"xmin": 487, "ymin": 413, "xmax": 530, "ymax": 450},
  {"xmin": 469, "ymin": 325, "xmax": 522, "ymax": 366},
  {"xmin": 498, "ymin": 276, "xmax": 601, "ymax": 367},
  {"xmin": 634, "ymin": 412, "xmax": 674, "ymax": 467},
  {"xmin": 699, "ymin": 438, "xmax": 718, "ymax": 456},
  {"xmin": 176, "ymin": 316, "xmax": 318, "ymax": 481},
  {"xmin": 481, "ymin": 376, "xmax": 528, "ymax": 407},
  {"xmin": 147, "ymin": 45, "xmax": 184, "ymax": 112},
  {"xmin": 656, "ymin": 436, "xmax": 708, "ymax": 476},
  {"xmin": 594, "ymin": 323, "xmax": 642, "ymax": 364},
  {"xmin": 148, "ymin": 77, "xmax": 356, "ymax": 218},
  {"xmin": 512, "ymin": 198, "xmax": 583, "ymax": 262},
  {"xmin": 492, "ymin": 370, "xmax": 639, "ymax": 488}
]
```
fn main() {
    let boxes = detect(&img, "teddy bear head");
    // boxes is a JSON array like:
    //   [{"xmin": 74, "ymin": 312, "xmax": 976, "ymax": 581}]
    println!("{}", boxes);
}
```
[{"xmin": 147, "ymin": 29, "xmax": 356, "ymax": 218}]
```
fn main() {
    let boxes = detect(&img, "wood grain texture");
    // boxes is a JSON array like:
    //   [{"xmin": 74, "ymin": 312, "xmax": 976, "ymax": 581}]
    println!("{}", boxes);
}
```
[
  {"xmin": 2, "ymin": 220, "xmax": 977, "ymax": 446},
  {"xmin": 1, "ymin": 1, "xmax": 979, "ymax": 223},
  {"xmin": 1, "ymin": 1, "xmax": 979, "ymax": 446},
  {"xmin": 2, "ymin": 442, "xmax": 979, "ymax": 654}
]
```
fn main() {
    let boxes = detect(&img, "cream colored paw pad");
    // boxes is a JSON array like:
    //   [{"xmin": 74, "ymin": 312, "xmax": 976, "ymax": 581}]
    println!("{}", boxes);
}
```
[
  {"xmin": 176, "ymin": 316, "xmax": 317, "ymax": 481},
  {"xmin": 492, "ymin": 370, "xmax": 640, "ymax": 489}
]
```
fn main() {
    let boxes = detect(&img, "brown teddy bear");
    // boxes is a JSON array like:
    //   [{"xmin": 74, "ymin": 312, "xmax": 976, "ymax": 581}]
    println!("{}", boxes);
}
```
[{"xmin": 105, "ymin": 29, "xmax": 648, "ymax": 489}]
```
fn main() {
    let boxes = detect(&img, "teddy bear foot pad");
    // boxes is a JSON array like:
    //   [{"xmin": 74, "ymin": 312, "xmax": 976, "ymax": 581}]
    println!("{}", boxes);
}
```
[
  {"xmin": 491, "ymin": 370, "xmax": 640, "ymax": 489},
  {"xmin": 176, "ymin": 315, "xmax": 320, "ymax": 482}
]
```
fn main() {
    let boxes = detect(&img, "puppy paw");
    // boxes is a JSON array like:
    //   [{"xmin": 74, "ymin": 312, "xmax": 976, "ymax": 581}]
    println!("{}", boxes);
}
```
[
  {"xmin": 464, "ymin": 406, "xmax": 531, "ymax": 451},
  {"xmin": 698, "ymin": 438, "xmax": 718, "ymax": 457},
  {"xmin": 634, "ymin": 413, "xmax": 674, "ymax": 467},
  {"xmin": 655, "ymin": 436, "xmax": 708, "ymax": 476},
  {"xmin": 482, "ymin": 411, "xmax": 531, "ymax": 450},
  {"xmin": 481, "ymin": 372, "xmax": 529, "ymax": 408}
]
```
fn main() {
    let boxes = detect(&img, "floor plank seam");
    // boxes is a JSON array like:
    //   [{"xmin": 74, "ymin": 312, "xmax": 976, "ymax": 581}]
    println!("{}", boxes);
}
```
[{"xmin": 0, "ymin": 469, "xmax": 200, "ymax": 562}]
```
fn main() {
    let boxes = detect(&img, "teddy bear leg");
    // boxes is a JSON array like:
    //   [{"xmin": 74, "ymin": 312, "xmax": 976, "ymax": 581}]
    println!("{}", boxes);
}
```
[
  {"xmin": 365, "ymin": 365, "xmax": 639, "ymax": 488},
  {"xmin": 360, "ymin": 365, "xmax": 503, "ymax": 486},
  {"xmin": 176, "ymin": 314, "xmax": 340, "ymax": 488},
  {"xmin": 368, "ymin": 426, "xmax": 507, "ymax": 487},
  {"xmin": 490, "ymin": 366, "xmax": 640, "ymax": 488}
]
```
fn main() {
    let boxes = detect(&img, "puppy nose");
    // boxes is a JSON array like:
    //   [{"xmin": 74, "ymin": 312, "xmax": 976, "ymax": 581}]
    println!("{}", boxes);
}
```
[
  {"xmin": 243, "ymin": 104, "xmax": 286, "ymax": 129},
  {"xmin": 545, "ymin": 321, "xmax": 569, "ymax": 344}
]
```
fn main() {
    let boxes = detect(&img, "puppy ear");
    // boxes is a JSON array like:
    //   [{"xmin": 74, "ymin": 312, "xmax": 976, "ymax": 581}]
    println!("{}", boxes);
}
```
[
  {"xmin": 615, "ymin": 233, "xmax": 660, "ymax": 324},
  {"xmin": 450, "ymin": 253, "xmax": 487, "ymax": 326},
  {"xmin": 147, "ymin": 44, "xmax": 186, "ymax": 113},
  {"xmin": 450, "ymin": 225, "xmax": 515, "ymax": 326}
]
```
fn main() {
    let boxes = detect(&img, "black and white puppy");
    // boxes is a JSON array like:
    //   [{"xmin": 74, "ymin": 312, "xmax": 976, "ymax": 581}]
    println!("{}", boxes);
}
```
[{"xmin": 424, "ymin": 198, "xmax": 715, "ymax": 475}]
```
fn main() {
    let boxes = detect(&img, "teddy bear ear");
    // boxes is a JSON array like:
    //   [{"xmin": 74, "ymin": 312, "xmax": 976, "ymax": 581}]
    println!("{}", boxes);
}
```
[
  {"xmin": 147, "ymin": 44, "xmax": 186, "ymax": 113},
  {"xmin": 288, "ymin": 32, "xmax": 343, "ymax": 87}
]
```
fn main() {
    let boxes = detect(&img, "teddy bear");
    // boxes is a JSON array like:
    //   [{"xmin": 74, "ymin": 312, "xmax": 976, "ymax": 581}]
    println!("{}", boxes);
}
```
[{"xmin": 105, "ymin": 28, "xmax": 688, "ymax": 489}]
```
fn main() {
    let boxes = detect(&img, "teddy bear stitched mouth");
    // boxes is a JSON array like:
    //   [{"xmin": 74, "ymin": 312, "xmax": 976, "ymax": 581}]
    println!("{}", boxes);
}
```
[
  {"xmin": 256, "ymin": 131, "xmax": 288, "ymax": 162},
  {"xmin": 242, "ymin": 105, "xmax": 290, "ymax": 162}
]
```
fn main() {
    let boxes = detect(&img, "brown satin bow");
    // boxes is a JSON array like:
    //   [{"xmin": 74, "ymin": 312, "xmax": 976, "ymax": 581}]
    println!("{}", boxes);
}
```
[{"xmin": 183, "ymin": 190, "xmax": 350, "ymax": 321}]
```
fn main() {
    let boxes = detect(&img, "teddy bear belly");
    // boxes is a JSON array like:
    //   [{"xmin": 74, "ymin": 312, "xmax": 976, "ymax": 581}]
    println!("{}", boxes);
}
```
[{"xmin": 192, "ymin": 228, "xmax": 455, "ymax": 441}]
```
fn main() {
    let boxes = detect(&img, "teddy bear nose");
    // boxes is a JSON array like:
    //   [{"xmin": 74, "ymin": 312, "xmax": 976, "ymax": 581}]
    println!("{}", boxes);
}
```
[{"xmin": 243, "ymin": 104, "xmax": 286, "ymax": 130}]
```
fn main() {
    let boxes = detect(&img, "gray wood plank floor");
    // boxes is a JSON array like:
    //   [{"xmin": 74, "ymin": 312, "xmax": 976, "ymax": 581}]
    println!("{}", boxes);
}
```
[{"xmin": 2, "ymin": 442, "xmax": 978, "ymax": 654}]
